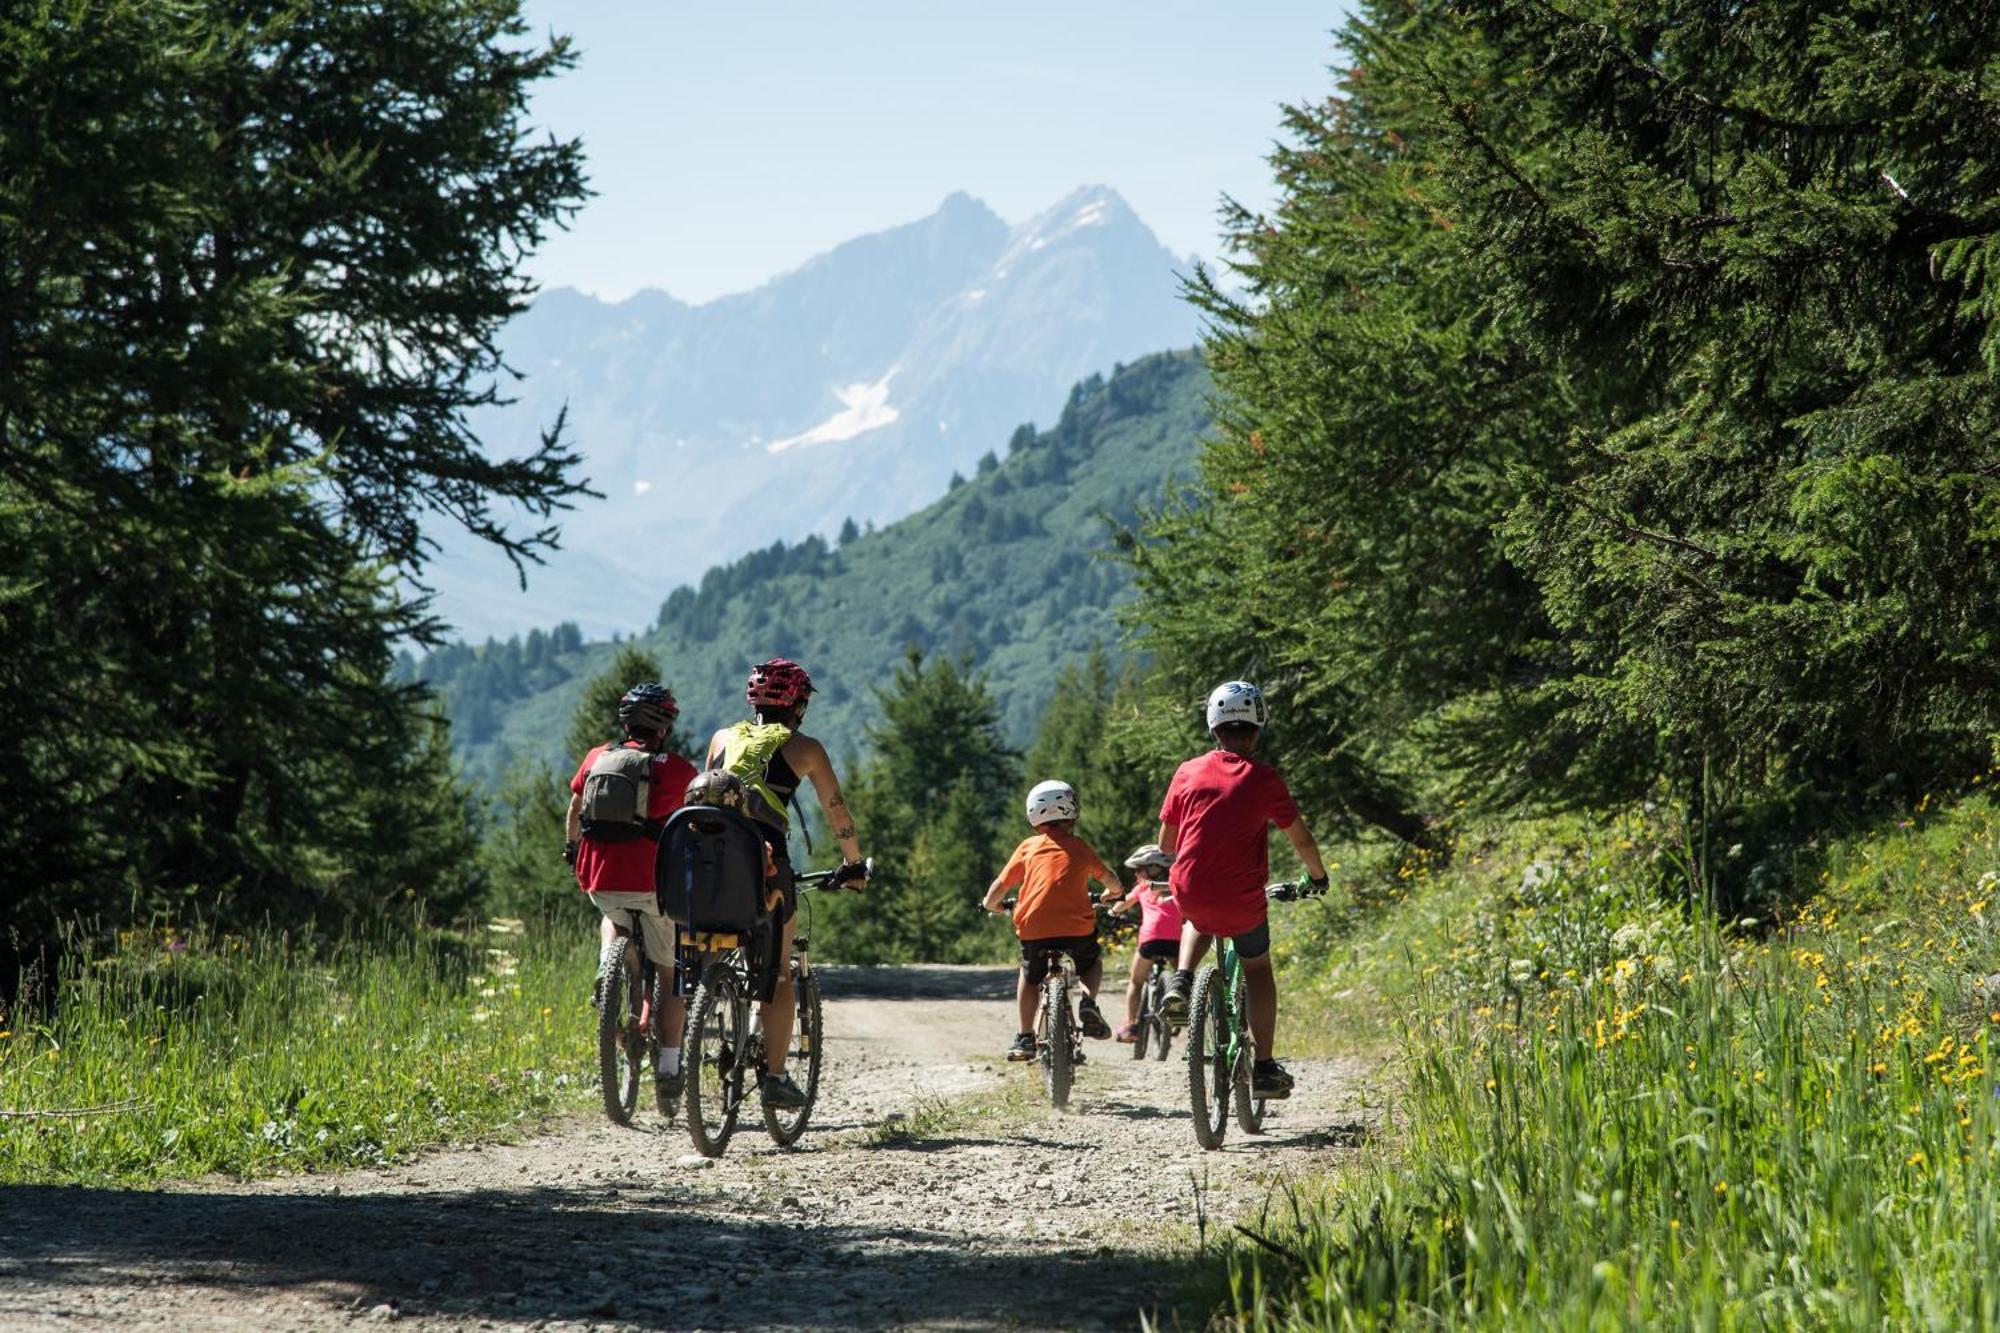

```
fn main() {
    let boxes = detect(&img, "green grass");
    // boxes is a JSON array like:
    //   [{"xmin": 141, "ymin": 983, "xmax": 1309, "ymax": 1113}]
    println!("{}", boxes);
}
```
[
  {"xmin": 1235, "ymin": 798, "xmax": 2000, "ymax": 1328},
  {"xmin": 0, "ymin": 910, "xmax": 600, "ymax": 1183}
]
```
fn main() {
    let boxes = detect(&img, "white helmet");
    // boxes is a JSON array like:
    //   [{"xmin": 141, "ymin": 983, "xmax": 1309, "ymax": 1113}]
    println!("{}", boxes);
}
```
[
  {"xmin": 1025, "ymin": 779, "xmax": 1080, "ymax": 827},
  {"xmin": 1205, "ymin": 680, "xmax": 1267, "ymax": 730},
  {"xmin": 1123, "ymin": 843, "xmax": 1173, "ymax": 872}
]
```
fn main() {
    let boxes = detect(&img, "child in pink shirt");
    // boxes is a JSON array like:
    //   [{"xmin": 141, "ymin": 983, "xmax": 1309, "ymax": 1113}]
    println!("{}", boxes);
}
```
[{"xmin": 1108, "ymin": 844, "xmax": 1181, "ymax": 1042}]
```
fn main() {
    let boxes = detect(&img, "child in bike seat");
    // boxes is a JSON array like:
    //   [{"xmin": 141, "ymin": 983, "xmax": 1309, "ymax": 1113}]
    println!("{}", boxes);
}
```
[
  {"xmin": 980, "ymin": 780, "xmax": 1118, "ymax": 1063},
  {"xmin": 1106, "ymin": 843, "xmax": 1181, "ymax": 1042},
  {"xmin": 679, "ymin": 770, "xmax": 779, "ymax": 908}
]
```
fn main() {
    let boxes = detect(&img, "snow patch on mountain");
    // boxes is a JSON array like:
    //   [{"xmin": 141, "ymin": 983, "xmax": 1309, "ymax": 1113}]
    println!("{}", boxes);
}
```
[{"xmin": 767, "ymin": 370, "xmax": 901, "ymax": 453}]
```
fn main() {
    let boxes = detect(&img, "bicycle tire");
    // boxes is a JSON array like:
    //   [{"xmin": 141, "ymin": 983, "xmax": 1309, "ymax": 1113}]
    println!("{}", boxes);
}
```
[
  {"xmin": 1149, "ymin": 974, "xmax": 1173, "ymax": 1062},
  {"xmin": 1186, "ymin": 965, "xmax": 1229, "ymax": 1150},
  {"xmin": 1231, "ymin": 981, "xmax": 1268, "ymax": 1134},
  {"xmin": 684, "ymin": 962, "xmax": 748, "ymax": 1158},
  {"xmin": 1039, "ymin": 973, "xmax": 1073, "ymax": 1109},
  {"xmin": 762, "ymin": 962, "xmax": 823, "ymax": 1147},
  {"xmin": 596, "ymin": 936, "xmax": 642, "ymax": 1126},
  {"xmin": 1131, "ymin": 1010, "xmax": 1150, "ymax": 1060}
]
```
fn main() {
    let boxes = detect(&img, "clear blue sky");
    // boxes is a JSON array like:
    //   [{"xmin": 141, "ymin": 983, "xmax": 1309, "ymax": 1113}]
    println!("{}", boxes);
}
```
[{"xmin": 518, "ymin": 2, "xmax": 1352, "ymax": 303}]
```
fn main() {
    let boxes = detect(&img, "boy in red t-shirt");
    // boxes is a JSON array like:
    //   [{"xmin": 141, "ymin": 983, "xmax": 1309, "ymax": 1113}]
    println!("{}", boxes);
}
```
[
  {"xmin": 980, "ymin": 780, "xmax": 1119, "ymax": 1062},
  {"xmin": 566, "ymin": 682, "xmax": 698, "ymax": 1094},
  {"xmin": 1157, "ymin": 681, "xmax": 1329, "ymax": 1099}
]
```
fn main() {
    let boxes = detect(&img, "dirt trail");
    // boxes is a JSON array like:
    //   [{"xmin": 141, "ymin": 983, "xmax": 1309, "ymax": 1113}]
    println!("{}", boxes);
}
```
[{"xmin": 0, "ymin": 965, "xmax": 1377, "ymax": 1331}]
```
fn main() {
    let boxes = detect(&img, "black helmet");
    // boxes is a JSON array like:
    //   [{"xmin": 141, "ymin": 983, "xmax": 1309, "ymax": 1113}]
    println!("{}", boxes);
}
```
[
  {"xmin": 618, "ymin": 682, "xmax": 678, "ymax": 737},
  {"xmin": 684, "ymin": 770, "xmax": 747, "ymax": 811}
]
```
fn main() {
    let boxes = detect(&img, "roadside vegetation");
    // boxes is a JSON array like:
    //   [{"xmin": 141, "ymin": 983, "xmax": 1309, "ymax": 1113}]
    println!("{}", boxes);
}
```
[
  {"xmin": 1237, "ymin": 794, "xmax": 2000, "ymax": 1326},
  {"xmin": 0, "ymin": 914, "xmax": 594, "ymax": 1185}
]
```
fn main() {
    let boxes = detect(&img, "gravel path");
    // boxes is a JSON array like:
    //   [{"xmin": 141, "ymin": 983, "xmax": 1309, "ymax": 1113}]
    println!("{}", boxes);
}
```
[{"xmin": 0, "ymin": 965, "xmax": 1377, "ymax": 1331}]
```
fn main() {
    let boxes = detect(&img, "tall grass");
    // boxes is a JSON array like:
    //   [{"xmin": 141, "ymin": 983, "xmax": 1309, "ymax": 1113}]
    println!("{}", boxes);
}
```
[
  {"xmin": 1237, "ymin": 800, "xmax": 2000, "ymax": 1328},
  {"xmin": 0, "ymin": 911, "xmax": 598, "ymax": 1184}
]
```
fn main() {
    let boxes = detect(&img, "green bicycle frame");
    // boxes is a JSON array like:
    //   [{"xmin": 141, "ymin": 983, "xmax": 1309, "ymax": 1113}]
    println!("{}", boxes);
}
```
[{"xmin": 1216, "ymin": 936, "xmax": 1250, "ymax": 1069}]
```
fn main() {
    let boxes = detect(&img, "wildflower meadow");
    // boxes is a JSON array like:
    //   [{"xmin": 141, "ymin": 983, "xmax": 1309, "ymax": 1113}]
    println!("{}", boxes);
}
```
[{"xmin": 1238, "ymin": 796, "xmax": 2000, "ymax": 1328}]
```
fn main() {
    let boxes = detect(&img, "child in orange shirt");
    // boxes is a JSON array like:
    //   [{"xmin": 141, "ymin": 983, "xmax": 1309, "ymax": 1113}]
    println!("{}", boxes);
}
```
[{"xmin": 981, "ymin": 780, "xmax": 1119, "ymax": 1061}]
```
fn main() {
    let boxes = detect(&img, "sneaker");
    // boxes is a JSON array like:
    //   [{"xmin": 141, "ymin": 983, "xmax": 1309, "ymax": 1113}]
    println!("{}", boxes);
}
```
[
  {"xmin": 760, "ymin": 1072, "xmax": 808, "ymax": 1109},
  {"xmin": 1077, "ymin": 997, "xmax": 1112, "ymax": 1040},
  {"xmin": 1006, "ymin": 1033, "xmax": 1037, "ymax": 1062},
  {"xmin": 1160, "ymin": 971, "xmax": 1192, "ymax": 1025},
  {"xmin": 1113, "ymin": 1023, "xmax": 1140, "ymax": 1043},
  {"xmin": 1251, "ymin": 1059, "xmax": 1295, "ymax": 1100},
  {"xmin": 653, "ymin": 1066, "xmax": 684, "ymax": 1100}
]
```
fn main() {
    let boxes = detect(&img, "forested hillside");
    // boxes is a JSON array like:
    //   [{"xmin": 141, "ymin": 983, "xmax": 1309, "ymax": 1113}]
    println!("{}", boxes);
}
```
[{"xmin": 410, "ymin": 349, "xmax": 1208, "ymax": 783}]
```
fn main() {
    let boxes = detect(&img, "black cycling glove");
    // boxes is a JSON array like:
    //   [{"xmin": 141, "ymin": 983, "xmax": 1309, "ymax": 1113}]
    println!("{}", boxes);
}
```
[
  {"xmin": 1308, "ymin": 873, "xmax": 1331, "ymax": 895},
  {"xmin": 562, "ymin": 839, "xmax": 579, "ymax": 867},
  {"xmin": 833, "ymin": 859, "xmax": 870, "ymax": 887}
]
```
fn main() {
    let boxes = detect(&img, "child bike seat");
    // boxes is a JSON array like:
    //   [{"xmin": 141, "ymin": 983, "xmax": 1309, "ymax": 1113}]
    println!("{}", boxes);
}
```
[{"xmin": 655, "ymin": 804, "xmax": 769, "ymax": 934}]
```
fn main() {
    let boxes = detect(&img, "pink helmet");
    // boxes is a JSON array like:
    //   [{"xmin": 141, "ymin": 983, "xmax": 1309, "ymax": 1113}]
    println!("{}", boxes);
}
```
[{"xmin": 747, "ymin": 658, "xmax": 814, "ymax": 711}]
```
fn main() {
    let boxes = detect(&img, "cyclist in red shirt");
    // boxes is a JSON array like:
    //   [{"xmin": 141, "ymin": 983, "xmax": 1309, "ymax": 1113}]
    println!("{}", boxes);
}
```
[
  {"xmin": 566, "ymin": 682, "xmax": 699, "ymax": 1097},
  {"xmin": 1157, "ymin": 681, "xmax": 1329, "ymax": 1099}
]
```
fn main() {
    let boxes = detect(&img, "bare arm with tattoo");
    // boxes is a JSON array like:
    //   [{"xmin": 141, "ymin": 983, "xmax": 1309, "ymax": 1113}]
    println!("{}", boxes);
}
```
[{"xmin": 787, "ymin": 734, "xmax": 862, "ymax": 866}]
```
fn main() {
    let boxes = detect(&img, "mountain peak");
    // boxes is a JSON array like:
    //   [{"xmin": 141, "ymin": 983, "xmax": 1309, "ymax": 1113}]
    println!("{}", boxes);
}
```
[
  {"xmin": 1017, "ymin": 185, "xmax": 1141, "ymax": 235},
  {"xmin": 936, "ymin": 189, "xmax": 998, "ymax": 221}
]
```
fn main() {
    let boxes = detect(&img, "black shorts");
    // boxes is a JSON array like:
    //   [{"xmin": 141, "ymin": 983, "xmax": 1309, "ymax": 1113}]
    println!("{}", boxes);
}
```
[
  {"xmin": 1228, "ymin": 921, "xmax": 1271, "ymax": 961},
  {"xmin": 1019, "ymin": 934, "xmax": 1101, "ymax": 986},
  {"xmin": 1137, "ymin": 938, "xmax": 1178, "ymax": 963}
]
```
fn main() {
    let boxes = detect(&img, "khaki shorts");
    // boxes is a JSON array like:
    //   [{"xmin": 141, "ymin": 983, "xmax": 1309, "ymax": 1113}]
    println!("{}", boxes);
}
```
[{"xmin": 590, "ymin": 891, "xmax": 677, "ymax": 970}]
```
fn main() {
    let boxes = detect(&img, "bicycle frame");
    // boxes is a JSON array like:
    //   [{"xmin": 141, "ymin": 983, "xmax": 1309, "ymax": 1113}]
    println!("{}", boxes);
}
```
[{"xmin": 1214, "ymin": 937, "xmax": 1250, "ymax": 1075}]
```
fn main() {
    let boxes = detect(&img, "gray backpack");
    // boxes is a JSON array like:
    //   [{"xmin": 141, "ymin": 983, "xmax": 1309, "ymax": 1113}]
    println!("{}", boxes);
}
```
[{"xmin": 579, "ymin": 745, "xmax": 656, "ymax": 843}]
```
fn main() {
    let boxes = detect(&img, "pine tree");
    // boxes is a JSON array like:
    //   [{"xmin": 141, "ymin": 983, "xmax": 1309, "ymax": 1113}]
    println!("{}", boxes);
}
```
[
  {"xmin": 0, "ymin": 0, "xmax": 587, "ymax": 965},
  {"xmin": 819, "ymin": 649, "xmax": 1018, "ymax": 962},
  {"xmin": 562, "ymin": 647, "xmax": 689, "ymax": 768},
  {"xmin": 1023, "ymin": 647, "xmax": 1162, "ymax": 863}
]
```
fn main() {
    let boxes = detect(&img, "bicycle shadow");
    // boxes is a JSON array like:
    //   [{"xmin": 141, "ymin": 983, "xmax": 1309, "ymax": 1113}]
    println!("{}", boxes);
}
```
[{"xmin": 0, "ymin": 1181, "xmax": 1206, "ymax": 1330}]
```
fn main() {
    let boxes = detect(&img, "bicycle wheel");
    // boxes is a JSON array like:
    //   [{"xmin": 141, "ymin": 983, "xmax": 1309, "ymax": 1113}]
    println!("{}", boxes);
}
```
[
  {"xmin": 1150, "ymin": 973, "xmax": 1174, "ymax": 1063},
  {"xmin": 596, "ymin": 936, "xmax": 643, "ymax": 1126},
  {"xmin": 1039, "ymin": 973, "xmax": 1074, "ymax": 1109},
  {"xmin": 1231, "ymin": 981, "xmax": 1268, "ymax": 1134},
  {"xmin": 1186, "ymin": 965, "xmax": 1229, "ymax": 1149},
  {"xmin": 1131, "ymin": 970, "xmax": 1151, "ymax": 1060},
  {"xmin": 763, "ymin": 962, "xmax": 823, "ymax": 1147},
  {"xmin": 684, "ymin": 962, "xmax": 748, "ymax": 1158}
]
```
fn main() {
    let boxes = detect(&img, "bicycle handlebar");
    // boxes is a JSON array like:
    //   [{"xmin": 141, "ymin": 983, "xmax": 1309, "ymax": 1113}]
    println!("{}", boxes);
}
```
[
  {"xmin": 992, "ymin": 888, "xmax": 1109, "ymax": 912},
  {"xmin": 797, "ymin": 856, "xmax": 873, "ymax": 891},
  {"xmin": 1265, "ymin": 877, "xmax": 1330, "ymax": 903}
]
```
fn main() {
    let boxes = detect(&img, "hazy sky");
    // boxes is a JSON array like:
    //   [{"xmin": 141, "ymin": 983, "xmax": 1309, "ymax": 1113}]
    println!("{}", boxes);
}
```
[{"xmin": 517, "ymin": 2, "xmax": 1351, "ymax": 303}]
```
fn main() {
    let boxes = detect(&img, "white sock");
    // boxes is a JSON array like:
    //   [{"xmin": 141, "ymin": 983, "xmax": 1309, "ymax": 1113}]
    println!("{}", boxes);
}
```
[{"xmin": 655, "ymin": 1047, "xmax": 681, "ymax": 1076}]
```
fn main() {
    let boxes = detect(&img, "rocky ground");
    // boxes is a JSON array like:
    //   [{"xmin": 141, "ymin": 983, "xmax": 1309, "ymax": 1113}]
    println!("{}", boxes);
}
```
[{"xmin": 0, "ymin": 965, "xmax": 1378, "ymax": 1331}]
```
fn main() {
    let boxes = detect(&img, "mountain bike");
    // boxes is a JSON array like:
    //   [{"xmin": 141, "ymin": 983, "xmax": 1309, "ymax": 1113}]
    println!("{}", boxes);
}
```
[
  {"xmin": 1186, "ymin": 878, "xmax": 1325, "ymax": 1150},
  {"xmin": 681, "ymin": 861, "xmax": 866, "ymax": 1157},
  {"xmin": 595, "ymin": 908, "xmax": 674, "ymax": 1126},
  {"xmin": 996, "ymin": 892, "xmax": 1110, "ymax": 1110}
]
